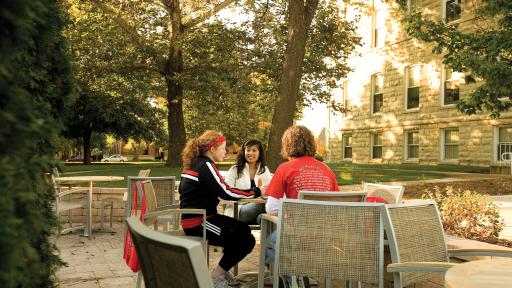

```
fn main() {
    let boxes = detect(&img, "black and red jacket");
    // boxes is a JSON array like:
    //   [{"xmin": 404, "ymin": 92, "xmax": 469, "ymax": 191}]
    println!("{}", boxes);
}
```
[{"xmin": 179, "ymin": 155, "xmax": 260, "ymax": 229}]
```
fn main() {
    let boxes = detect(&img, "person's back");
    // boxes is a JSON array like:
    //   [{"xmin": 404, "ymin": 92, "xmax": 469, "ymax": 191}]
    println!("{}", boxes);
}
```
[
  {"xmin": 265, "ymin": 125, "xmax": 339, "ymax": 215},
  {"xmin": 265, "ymin": 156, "xmax": 337, "ymax": 200},
  {"xmin": 263, "ymin": 125, "xmax": 339, "ymax": 286}
]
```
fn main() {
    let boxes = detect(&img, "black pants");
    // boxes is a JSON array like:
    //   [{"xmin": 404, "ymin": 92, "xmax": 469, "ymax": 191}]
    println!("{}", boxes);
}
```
[{"xmin": 184, "ymin": 214, "xmax": 255, "ymax": 271}]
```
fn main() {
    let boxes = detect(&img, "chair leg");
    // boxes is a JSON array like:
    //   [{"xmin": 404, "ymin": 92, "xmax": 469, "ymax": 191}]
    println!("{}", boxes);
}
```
[
  {"xmin": 100, "ymin": 202, "xmax": 106, "ymax": 229},
  {"xmin": 109, "ymin": 204, "xmax": 114, "ymax": 229},
  {"xmin": 68, "ymin": 210, "xmax": 72, "ymax": 227},
  {"xmin": 136, "ymin": 271, "xmax": 143, "ymax": 288}
]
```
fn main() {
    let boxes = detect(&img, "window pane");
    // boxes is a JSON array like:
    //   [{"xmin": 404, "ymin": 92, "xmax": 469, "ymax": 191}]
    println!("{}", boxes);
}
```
[
  {"xmin": 499, "ymin": 127, "xmax": 512, "ymax": 142},
  {"xmin": 407, "ymin": 132, "xmax": 419, "ymax": 144},
  {"xmin": 344, "ymin": 147, "xmax": 352, "ymax": 158},
  {"xmin": 445, "ymin": 145, "xmax": 458, "ymax": 159},
  {"xmin": 444, "ymin": 81, "xmax": 459, "ymax": 105},
  {"xmin": 374, "ymin": 74, "xmax": 383, "ymax": 94},
  {"xmin": 372, "ymin": 74, "xmax": 383, "ymax": 113},
  {"xmin": 446, "ymin": 0, "xmax": 461, "ymax": 22},
  {"xmin": 373, "ymin": 133, "xmax": 382, "ymax": 145},
  {"xmin": 373, "ymin": 146, "xmax": 382, "ymax": 159},
  {"xmin": 373, "ymin": 93, "xmax": 383, "ymax": 113},
  {"xmin": 408, "ymin": 145, "xmax": 419, "ymax": 159},
  {"xmin": 408, "ymin": 66, "xmax": 420, "ymax": 87},
  {"xmin": 444, "ymin": 129, "xmax": 459, "ymax": 159},
  {"xmin": 343, "ymin": 135, "xmax": 352, "ymax": 146},
  {"xmin": 407, "ymin": 87, "xmax": 420, "ymax": 109},
  {"xmin": 445, "ymin": 130, "xmax": 459, "ymax": 144}
]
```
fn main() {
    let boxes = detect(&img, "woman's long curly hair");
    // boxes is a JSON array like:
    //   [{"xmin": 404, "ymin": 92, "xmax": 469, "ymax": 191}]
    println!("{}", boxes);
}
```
[
  {"xmin": 281, "ymin": 125, "xmax": 316, "ymax": 159},
  {"xmin": 182, "ymin": 130, "xmax": 224, "ymax": 170},
  {"xmin": 235, "ymin": 139, "xmax": 267, "ymax": 178}
]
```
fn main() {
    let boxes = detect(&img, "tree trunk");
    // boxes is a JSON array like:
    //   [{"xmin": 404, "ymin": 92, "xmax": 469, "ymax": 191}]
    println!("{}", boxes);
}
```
[
  {"xmin": 165, "ymin": 0, "xmax": 186, "ymax": 168},
  {"xmin": 83, "ymin": 128, "xmax": 92, "ymax": 165},
  {"xmin": 266, "ymin": 0, "xmax": 320, "ymax": 171}
]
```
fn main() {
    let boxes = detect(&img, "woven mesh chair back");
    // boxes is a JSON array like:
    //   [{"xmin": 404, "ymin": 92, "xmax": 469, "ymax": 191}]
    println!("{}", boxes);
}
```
[
  {"xmin": 128, "ymin": 177, "xmax": 176, "ymax": 211},
  {"xmin": 126, "ymin": 216, "xmax": 212, "ymax": 288},
  {"xmin": 277, "ymin": 200, "xmax": 384, "ymax": 285},
  {"xmin": 298, "ymin": 191, "xmax": 367, "ymax": 202},
  {"xmin": 364, "ymin": 183, "xmax": 404, "ymax": 204},
  {"xmin": 387, "ymin": 202, "xmax": 448, "ymax": 287}
]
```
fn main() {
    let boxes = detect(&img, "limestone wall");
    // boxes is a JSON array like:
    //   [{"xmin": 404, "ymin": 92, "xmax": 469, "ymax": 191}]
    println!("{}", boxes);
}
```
[{"xmin": 326, "ymin": 0, "xmax": 512, "ymax": 166}]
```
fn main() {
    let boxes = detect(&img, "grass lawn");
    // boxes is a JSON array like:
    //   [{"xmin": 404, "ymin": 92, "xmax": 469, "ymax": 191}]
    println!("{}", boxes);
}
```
[
  {"xmin": 60, "ymin": 161, "xmax": 489, "ymax": 188},
  {"xmin": 328, "ymin": 162, "xmax": 488, "ymax": 185}
]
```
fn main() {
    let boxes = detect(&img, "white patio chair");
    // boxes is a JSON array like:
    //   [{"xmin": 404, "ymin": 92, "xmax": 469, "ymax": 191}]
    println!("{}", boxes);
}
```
[
  {"xmin": 99, "ymin": 169, "xmax": 151, "ymax": 231},
  {"xmin": 383, "ymin": 200, "xmax": 512, "ymax": 288},
  {"xmin": 126, "ymin": 216, "xmax": 213, "ymax": 288},
  {"xmin": 259, "ymin": 199, "xmax": 386, "ymax": 288},
  {"xmin": 298, "ymin": 190, "xmax": 367, "ymax": 202},
  {"xmin": 364, "ymin": 183, "xmax": 404, "ymax": 204}
]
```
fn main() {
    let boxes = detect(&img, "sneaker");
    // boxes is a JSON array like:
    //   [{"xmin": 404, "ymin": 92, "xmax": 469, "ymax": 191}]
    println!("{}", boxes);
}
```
[
  {"xmin": 224, "ymin": 272, "xmax": 241, "ymax": 286},
  {"xmin": 212, "ymin": 275, "xmax": 229, "ymax": 288}
]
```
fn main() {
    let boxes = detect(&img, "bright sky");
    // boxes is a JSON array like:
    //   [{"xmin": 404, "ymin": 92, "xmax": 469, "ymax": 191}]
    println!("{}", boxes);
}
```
[{"xmin": 297, "ymin": 102, "xmax": 329, "ymax": 137}]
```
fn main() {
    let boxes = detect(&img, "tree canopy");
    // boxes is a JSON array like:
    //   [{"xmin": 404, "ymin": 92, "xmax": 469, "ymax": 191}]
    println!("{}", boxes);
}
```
[
  {"xmin": 63, "ymin": 0, "xmax": 166, "ymax": 163},
  {"xmin": 397, "ymin": 0, "xmax": 512, "ymax": 118},
  {"xmin": 62, "ymin": 0, "xmax": 361, "ymax": 166}
]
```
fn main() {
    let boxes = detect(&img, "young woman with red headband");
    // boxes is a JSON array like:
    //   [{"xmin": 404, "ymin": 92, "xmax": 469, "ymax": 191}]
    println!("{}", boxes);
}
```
[{"xmin": 179, "ymin": 130, "xmax": 261, "ymax": 288}]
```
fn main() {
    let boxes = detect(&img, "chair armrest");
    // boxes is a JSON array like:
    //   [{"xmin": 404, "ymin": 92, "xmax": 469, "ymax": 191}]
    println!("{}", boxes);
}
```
[
  {"xmin": 261, "ymin": 214, "xmax": 278, "ymax": 224},
  {"xmin": 143, "ymin": 208, "xmax": 206, "ymax": 221},
  {"xmin": 387, "ymin": 262, "xmax": 456, "ymax": 273},
  {"xmin": 448, "ymin": 248, "xmax": 512, "ymax": 258}
]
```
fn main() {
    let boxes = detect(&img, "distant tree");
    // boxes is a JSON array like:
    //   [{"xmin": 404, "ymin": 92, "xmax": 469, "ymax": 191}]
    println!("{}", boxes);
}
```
[
  {"xmin": 63, "ymin": 0, "xmax": 166, "ymax": 164},
  {"xmin": 396, "ymin": 0, "xmax": 512, "ymax": 118},
  {"xmin": 0, "ymin": 0, "xmax": 73, "ymax": 286}
]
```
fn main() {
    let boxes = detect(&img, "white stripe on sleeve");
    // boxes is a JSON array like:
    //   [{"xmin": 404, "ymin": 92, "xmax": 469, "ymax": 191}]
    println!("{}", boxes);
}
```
[{"xmin": 205, "ymin": 162, "xmax": 253, "ymax": 199}]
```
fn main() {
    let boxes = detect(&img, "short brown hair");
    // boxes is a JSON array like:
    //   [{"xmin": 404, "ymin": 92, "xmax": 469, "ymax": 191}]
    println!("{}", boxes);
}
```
[{"xmin": 281, "ymin": 125, "xmax": 316, "ymax": 158}]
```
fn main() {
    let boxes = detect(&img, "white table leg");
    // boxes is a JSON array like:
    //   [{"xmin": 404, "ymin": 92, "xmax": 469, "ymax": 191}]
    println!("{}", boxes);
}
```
[
  {"xmin": 84, "ymin": 181, "xmax": 93, "ymax": 239},
  {"xmin": 258, "ymin": 218, "xmax": 269, "ymax": 288}
]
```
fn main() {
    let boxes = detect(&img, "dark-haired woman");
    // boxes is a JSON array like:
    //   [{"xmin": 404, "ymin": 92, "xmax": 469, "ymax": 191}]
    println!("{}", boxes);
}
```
[
  {"xmin": 225, "ymin": 139, "xmax": 272, "ymax": 224},
  {"xmin": 179, "ymin": 130, "xmax": 261, "ymax": 288}
]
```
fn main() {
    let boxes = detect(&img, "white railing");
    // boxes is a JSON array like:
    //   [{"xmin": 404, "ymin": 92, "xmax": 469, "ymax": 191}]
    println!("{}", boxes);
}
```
[
  {"xmin": 500, "ymin": 151, "xmax": 512, "ymax": 176},
  {"xmin": 498, "ymin": 142, "xmax": 512, "ymax": 160}
]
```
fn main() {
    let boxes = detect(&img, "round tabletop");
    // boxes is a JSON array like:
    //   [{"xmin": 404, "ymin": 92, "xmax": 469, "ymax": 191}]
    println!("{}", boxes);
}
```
[
  {"xmin": 55, "ymin": 176, "xmax": 124, "ymax": 183},
  {"xmin": 445, "ymin": 258, "xmax": 512, "ymax": 288}
]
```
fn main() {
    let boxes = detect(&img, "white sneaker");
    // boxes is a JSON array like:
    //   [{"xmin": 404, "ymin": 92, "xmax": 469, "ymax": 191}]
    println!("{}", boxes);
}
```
[
  {"xmin": 212, "ymin": 275, "xmax": 229, "ymax": 288},
  {"xmin": 224, "ymin": 272, "xmax": 241, "ymax": 286}
]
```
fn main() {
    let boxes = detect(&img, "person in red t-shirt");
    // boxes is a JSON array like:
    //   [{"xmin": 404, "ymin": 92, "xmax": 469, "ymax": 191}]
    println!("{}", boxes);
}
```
[
  {"xmin": 264, "ymin": 125, "xmax": 339, "ymax": 286},
  {"xmin": 265, "ymin": 125, "xmax": 339, "ymax": 215}
]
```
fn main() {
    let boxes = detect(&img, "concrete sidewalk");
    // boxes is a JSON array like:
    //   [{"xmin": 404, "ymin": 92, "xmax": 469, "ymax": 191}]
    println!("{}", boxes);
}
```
[
  {"xmin": 55, "ymin": 228, "xmax": 445, "ymax": 288},
  {"xmin": 54, "ymin": 229, "xmax": 260, "ymax": 288}
]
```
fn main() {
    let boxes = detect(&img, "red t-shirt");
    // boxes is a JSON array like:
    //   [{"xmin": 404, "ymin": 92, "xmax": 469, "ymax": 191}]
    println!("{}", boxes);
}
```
[{"xmin": 266, "ymin": 156, "xmax": 339, "ymax": 199}]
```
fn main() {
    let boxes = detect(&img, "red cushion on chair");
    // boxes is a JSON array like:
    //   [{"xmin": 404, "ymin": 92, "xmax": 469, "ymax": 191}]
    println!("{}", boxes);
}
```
[{"xmin": 365, "ymin": 195, "xmax": 389, "ymax": 204}]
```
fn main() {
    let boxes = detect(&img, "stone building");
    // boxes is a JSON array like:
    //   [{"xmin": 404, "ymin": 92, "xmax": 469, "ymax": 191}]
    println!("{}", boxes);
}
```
[{"xmin": 326, "ymin": 0, "xmax": 512, "ymax": 167}]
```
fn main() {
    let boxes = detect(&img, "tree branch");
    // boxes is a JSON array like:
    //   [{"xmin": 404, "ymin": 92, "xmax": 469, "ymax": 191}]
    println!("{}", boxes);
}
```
[
  {"xmin": 183, "ymin": 0, "xmax": 237, "ymax": 30},
  {"xmin": 88, "ymin": 0, "xmax": 165, "ymax": 67}
]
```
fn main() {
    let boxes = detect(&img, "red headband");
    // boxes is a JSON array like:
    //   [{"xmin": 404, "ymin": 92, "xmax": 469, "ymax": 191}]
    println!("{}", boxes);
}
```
[{"xmin": 202, "ymin": 135, "xmax": 225, "ymax": 152}]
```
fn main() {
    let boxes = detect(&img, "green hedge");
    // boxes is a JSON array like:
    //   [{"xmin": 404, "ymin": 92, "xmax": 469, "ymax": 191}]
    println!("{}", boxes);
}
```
[{"xmin": 0, "ymin": 0, "xmax": 73, "ymax": 286}]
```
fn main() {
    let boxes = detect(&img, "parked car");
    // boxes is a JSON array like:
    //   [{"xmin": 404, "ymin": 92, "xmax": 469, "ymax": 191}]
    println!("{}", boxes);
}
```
[
  {"xmin": 66, "ymin": 155, "xmax": 84, "ymax": 162},
  {"xmin": 101, "ymin": 154, "xmax": 128, "ymax": 162}
]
